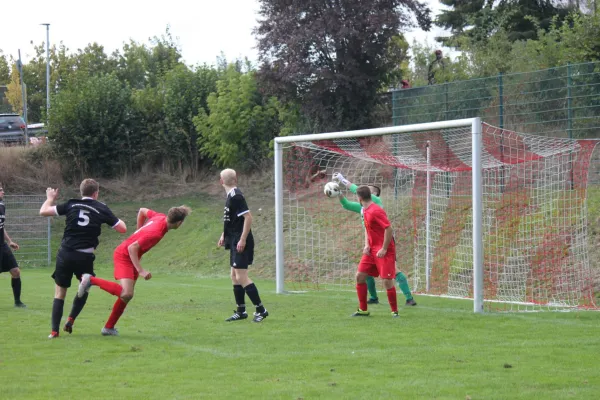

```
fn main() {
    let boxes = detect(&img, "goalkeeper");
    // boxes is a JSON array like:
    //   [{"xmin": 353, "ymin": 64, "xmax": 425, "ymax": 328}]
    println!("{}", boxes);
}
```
[{"xmin": 333, "ymin": 172, "xmax": 417, "ymax": 306}]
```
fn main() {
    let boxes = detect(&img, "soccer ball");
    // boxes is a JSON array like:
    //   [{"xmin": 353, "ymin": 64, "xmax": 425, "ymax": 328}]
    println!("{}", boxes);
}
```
[{"xmin": 323, "ymin": 182, "xmax": 341, "ymax": 198}]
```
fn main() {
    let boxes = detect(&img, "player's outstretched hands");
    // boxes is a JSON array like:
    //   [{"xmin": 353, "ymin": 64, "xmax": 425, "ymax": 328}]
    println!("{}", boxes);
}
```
[
  {"xmin": 46, "ymin": 187, "xmax": 59, "ymax": 201},
  {"xmin": 332, "ymin": 172, "xmax": 350, "ymax": 187},
  {"xmin": 139, "ymin": 269, "xmax": 152, "ymax": 280}
]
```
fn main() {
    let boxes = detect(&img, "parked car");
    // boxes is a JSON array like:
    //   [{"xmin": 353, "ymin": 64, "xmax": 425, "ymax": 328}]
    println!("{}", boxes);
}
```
[{"xmin": 0, "ymin": 114, "xmax": 26, "ymax": 144}]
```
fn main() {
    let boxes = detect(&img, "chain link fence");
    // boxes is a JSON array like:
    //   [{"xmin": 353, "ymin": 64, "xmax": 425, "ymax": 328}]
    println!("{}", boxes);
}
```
[
  {"xmin": 4, "ymin": 195, "xmax": 51, "ymax": 267},
  {"xmin": 392, "ymin": 61, "xmax": 600, "ymax": 183}
]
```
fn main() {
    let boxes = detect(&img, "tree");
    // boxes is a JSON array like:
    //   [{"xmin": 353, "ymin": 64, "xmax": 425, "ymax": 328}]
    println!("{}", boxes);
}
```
[
  {"xmin": 21, "ymin": 42, "xmax": 75, "ymax": 122},
  {"xmin": 6, "ymin": 64, "xmax": 22, "ymax": 113},
  {"xmin": 255, "ymin": 0, "xmax": 432, "ymax": 132},
  {"xmin": 196, "ymin": 65, "xmax": 281, "ymax": 168},
  {"xmin": 163, "ymin": 64, "xmax": 217, "ymax": 177},
  {"xmin": 435, "ymin": 1, "xmax": 574, "ymax": 47},
  {"xmin": 0, "ymin": 51, "xmax": 9, "ymax": 85},
  {"xmin": 49, "ymin": 74, "xmax": 132, "ymax": 178}
]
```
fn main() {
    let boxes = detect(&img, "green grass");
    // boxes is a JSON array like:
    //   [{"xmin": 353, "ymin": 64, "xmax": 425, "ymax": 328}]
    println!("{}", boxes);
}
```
[
  {"xmin": 1, "ymin": 271, "xmax": 599, "ymax": 399},
  {"xmin": 1, "ymin": 193, "xmax": 600, "ymax": 399}
]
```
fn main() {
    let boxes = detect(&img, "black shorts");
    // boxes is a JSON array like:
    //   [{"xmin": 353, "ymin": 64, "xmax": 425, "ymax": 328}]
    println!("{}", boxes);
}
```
[
  {"xmin": 0, "ymin": 243, "xmax": 19, "ymax": 273},
  {"xmin": 227, "ymin": 235, "xmax": 254, "ymax": 269},
  {"xmin": 51, "ymin": 247, "xmax": 96, "ymax": 288}
]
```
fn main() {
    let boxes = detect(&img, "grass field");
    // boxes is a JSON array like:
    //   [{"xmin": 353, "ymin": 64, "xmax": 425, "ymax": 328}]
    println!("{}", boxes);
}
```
[{"xmin": 1, "ymin": 194, "xmax": 600, "ymax": 399}]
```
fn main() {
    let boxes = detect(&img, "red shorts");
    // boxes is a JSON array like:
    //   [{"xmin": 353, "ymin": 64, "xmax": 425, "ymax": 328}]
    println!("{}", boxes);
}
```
[
  {"xmin": 113, "ymin": 251, "xmax": 138, "ymax": 280},
  {"xmin": 358, "ymin": 250, "xmax": 396, "ymax": 279}
]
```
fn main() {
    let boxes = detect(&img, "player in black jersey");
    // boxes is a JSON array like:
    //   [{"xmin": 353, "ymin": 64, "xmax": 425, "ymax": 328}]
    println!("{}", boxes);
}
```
[
  {"xmin": 218, "ymin": 169, "xmax": 268, "ymax": 322},
  {"xmin": 0, "ymin": 184, "xmax": 26, "ymax": 308},
  {"xmin": 39, "ymin": 179, "xmax": 127, "ymax": 338}
]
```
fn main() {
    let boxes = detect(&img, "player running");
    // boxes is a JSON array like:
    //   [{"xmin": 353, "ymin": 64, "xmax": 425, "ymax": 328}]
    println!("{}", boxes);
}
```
[
  {"xmin": 352, "ymin": 186, "xmax": 399, "ymax": 317},
  {"xmin": 78, "ymin": 205, "xmax": 191, "ymax": 336},
  {"xmin": 39, "ymin": 179, "xmax": 127, "ymax": 338},
  {"xmin": 333, "ymin": 172, "xmax": 416, "ymax": 306}
]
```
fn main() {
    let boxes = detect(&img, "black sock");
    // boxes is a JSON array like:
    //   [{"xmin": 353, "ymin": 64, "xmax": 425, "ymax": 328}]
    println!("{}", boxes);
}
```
[
  {"xmin": 51, "ymin": 298, "xmax": 65, "ymax": 332},
  {"xmin": 11, "ymin": 277, "xmax": 21, "ymax": 303},
  {"xmin": 233, "ymin": 285, "xmax": 246, "ymax": 313},
  {"xmin": 68, "ymin": 292, "xmax": 88, "ymax": 321},
  {"xmin": 244, "ymin": 283, "xmax": 265, "ymax": 313}
]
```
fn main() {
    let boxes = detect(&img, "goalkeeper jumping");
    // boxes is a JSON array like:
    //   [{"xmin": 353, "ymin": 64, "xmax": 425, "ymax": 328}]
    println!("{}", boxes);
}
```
[{"xmin": 333, "ymin": 172, "xmax": 417, "ymax": 306}]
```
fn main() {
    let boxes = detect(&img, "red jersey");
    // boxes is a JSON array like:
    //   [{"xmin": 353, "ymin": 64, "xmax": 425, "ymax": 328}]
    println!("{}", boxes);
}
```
[
  {"xmin": 362, "ymin": 203, "xmax": 395, "ymax": 252},
  {"xmin": 115, "ymin": 209, "xmax": 168, "ymax": 259}
]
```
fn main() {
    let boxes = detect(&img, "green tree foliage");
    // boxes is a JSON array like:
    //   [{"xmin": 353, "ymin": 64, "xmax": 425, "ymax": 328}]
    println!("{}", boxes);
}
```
[
  {"xmin": 436, "ymin": 0, "xmax": 573, "ymax": 47},
  {"xmin": 255, "ymin": 0, "xmax": 432, "ymax": 132},
  {"xmin": 0, "ymin": 51, "xmax": 9, "ymax": 85},
  {"xmin": 196, "ymin": 65, "xmax": 280, "ymax": 168},
  {"xmin": 6, "ymin": 64, "xmax": 22, "ymax": 114},
  {"xmin": 49, "ymin": 74, "xmax": 132, "ymax": 178},
  {"xmin": 163, "ymin": 65, "xmax": 218, "ymax": 177},
  {"xmin": 21, "ymin": 43, "xmax": 75, "ymax": 122}
]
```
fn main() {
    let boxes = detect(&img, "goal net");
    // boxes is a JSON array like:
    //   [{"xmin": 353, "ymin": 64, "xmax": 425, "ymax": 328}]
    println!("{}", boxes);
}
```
[{"xmin": 273, "ymin": 119, "xmax": 599, "ymax": 312}]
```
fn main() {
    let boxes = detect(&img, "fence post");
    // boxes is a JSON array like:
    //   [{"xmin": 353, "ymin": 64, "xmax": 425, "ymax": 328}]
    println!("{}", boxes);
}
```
[
  {"xmin": 47, "ymin": 217, "xmax": 51, "ymax": 265},
  {"xmin": 499, "ymin": 72, "xmax": 505, "ymax": 191},
  {"xmin": 444, "ymin": 83, "xmax": 449, "ymax": 120},
  {"xmin": 567, "ymin": 63, "xmax": 574, "ymax": 190},
  {"xmin": 498, "ymin": 72, "xmax": 504, "ymax": 129}
]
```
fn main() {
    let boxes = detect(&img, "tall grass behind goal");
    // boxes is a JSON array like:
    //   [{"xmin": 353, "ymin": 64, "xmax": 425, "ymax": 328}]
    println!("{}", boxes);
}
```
[{"xmin": 273, "ymin": 118, "xmax": 599, "ymax": 312}]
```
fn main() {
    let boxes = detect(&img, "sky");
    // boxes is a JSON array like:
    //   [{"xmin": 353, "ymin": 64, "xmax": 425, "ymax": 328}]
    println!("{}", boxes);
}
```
[{"xmin": 1, "ymin": 0, "xmax": 450, "ymax": 66}]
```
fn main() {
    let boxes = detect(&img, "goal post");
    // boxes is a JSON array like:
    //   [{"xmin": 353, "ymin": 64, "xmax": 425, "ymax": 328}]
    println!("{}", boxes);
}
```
[
  {"xmin": 274, "ymin": 118, "xmax": 485, "ymax": 312},
  {"xmin": 273, "ymin": 118, "xmax": 597, "ymax": 312}
]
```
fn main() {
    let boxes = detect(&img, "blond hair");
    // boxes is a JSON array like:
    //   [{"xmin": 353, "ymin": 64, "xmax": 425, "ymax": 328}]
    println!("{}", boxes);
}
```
[
  {"xmin": 220, "ymin": 169, "xmax": 237, "ymax": 186},
  {"xmin": 80, "ymin": 179, "xmax": 99, "ymax": 197},
  {"xmin": 167, "ymin": 205, "xmax": 192, "ymax": 224}
]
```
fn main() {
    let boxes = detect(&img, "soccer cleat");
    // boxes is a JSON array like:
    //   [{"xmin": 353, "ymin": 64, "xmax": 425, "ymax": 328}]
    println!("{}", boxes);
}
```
[
  {"xmin": 405, "ymin": 299, "xmax": 417, "ymax": 306},
  {"xmin": 351, "ymin": 309, "xmax": 370, "ymax": 317},
  {"xmin": 48, "ymin": 331, "xmax": 59, "ymax": 339},
  {"xmin": 14, "ymin": 301, "xmax": 27, "ymax": 308},
  {"xmin": 252, "ymin": 310, "xmax": 269, "ymax": 323},
  {"xmin": 77, "ymin": 274, "xmax": 92, "ymax": 298},
  {"xmin": 367, "ymin": 298, "xmax": 379, "ymax": 304},
  {"xmin": 63, "ymin": 318, "xmax": 74, "ymax": 334},
  {"xmin": 226, "ymin": 310, "xmax": 248, "ymax": 321},
  {"xmin": 101, "ymin": 327, "xmax": 119, "ymax": 336},
  {"xmin": 392, "ymin": 311, "xmax": 399, "ymax": 318}
]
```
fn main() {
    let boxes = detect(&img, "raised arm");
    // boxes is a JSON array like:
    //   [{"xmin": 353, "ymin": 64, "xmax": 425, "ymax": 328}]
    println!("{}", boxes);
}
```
[{"xmin": 39, "ymin": 188, "xmax": 59, "ymax": 217}]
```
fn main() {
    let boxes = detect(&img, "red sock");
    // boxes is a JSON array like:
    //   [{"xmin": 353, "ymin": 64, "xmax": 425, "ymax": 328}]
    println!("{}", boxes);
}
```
[
  {"xmin": 387, "ymin": 287, "xmax": 398, "ymax": 313},
  {"xmin": 90, "ymin": 276, "xmax": 123, "ymax": 297},
  {"xmin": 356, "ymin": 283, "xmax": 368, "ymax": 311},
  {"xmin": 105, "ymin": 298, "xmax": 128, "ymax": 329}
]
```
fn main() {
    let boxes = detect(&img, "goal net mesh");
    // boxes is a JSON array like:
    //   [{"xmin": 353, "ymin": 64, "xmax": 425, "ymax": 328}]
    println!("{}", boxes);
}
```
[{"xmin": 279, "ymin": 122, "xmax": 598, "ymax": 311}]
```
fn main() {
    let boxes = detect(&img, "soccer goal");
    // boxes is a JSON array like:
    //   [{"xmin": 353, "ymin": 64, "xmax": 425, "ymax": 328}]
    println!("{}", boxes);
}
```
[{"xmin": 273, "ymin": 118, "xmax": 599, "ymax": 312}]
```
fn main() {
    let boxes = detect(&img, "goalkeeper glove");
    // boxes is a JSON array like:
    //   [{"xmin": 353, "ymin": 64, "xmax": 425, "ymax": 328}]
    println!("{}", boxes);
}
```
[{"xmin": 332, "ymin": 172, "xmax": 350, "ymax": 187}]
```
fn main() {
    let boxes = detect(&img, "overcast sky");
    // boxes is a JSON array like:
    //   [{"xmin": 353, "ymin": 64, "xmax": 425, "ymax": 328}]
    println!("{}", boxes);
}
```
[{"xmin": 1, "ymin": 0, "xmax": 450, "ymax": 66}]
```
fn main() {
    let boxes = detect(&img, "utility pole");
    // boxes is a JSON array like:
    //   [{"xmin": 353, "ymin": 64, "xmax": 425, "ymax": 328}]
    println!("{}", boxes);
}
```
[
  {"xmin": 17, "ymin": 50, "xmax": 29, "ymax": 146},
  {"xmin": 41, "ymin": 23, "xmax": 50, "ymax": 118}
]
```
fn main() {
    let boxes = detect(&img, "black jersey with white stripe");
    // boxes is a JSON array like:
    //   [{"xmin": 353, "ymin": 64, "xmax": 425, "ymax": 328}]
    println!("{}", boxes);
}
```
[
  {"xmin": 0, "ymin": 201, "xmax": 5, "ymax": 246},
  {"xmin": 223, "ymin": 188, "xmax": 251, "ymax": 240},
  {"xmin": 56, "ymin": 198, "xmax": 119, "ymax": 250}
]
